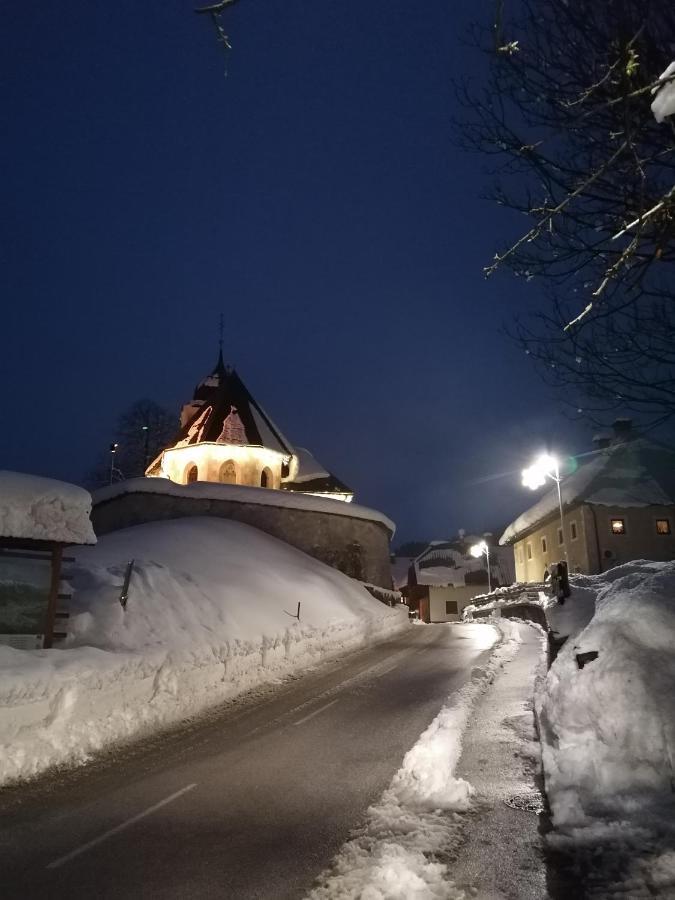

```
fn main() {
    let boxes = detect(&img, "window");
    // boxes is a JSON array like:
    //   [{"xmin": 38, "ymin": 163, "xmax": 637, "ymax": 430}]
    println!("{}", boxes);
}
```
[
  {"xmin": 526, "ymin": 543, "xmax": 532, "ymax": 560},
  {"xmin": 570, "ymin": 521, "xmax": 578, "ymax": 541},
  {"xmin": 557, "ymin": 528, "xmax": 564, "ymax": 546},
  {"xmin": 185, "ymin": 464, "xmax": 198, "ymax": 484},
  {"xmin": 445, "ymin": 600, "xmax": 458, "ymax": 615},
  {"xmin": 656, "ymin": 519, "xmax": 671, "ymax": 535},
  {"xmin": 260, "ymin": 467, "xmax": 273, "ymax": 489},
  {"xmin": 220, "ymin": 460, "xmax": 237, "ymax": 484},
  {"xmin": 611, "ymin": 518, "xmax": 626, "ymax": 535},
  {"xmin": 541, "ymin": 537, "xmax": 547, "ymax": 554}
]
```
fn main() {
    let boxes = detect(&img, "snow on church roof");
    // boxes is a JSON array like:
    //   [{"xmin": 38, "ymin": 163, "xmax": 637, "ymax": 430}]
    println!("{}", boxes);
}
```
[
  {"xmin": 500, "ymin": 436, "xmax": 675, "ymax": 545},
  {"xmin": 282, "ymin": 447, "xmax": 354, "ymax": 497}
]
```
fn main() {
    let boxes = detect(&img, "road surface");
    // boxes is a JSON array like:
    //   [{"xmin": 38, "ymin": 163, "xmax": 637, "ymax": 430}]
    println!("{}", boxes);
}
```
[{"xmin": 0, "ymin": 622, "xmax": 497, "ymax": 899}]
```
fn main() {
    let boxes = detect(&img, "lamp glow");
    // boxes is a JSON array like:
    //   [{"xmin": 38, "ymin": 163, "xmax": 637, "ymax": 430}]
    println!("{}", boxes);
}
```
[
  {"xmin": 469, "ymin": 540, "xmax": 491, "ymax": 592},
  {"xmin": 521, "ymin": 452, "xmax": 567, "ymax": 562}
]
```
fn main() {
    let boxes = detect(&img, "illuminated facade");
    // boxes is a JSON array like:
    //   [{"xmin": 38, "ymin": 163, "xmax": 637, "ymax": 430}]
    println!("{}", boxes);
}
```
[{"xmin": 146, "ymin": 353, "xmax": 353, "ymax": 501}]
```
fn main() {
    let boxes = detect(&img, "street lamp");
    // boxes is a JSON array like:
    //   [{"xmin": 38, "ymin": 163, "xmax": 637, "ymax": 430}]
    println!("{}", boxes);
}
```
[
  {"xmin": 109, "ymin": 442, "xmax": 119, "ymax": 486},
  {"xmin": 470, "ymin": 540, "xmax": 491, "ymax": 593},
  {"xmin": 521, "ymin": 453, "xmax": 567, "ymax": 561}
]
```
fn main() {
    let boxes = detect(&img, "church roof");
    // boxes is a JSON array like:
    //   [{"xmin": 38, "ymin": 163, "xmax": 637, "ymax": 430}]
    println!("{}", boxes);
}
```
[
  {"xmin": 150, "ymin": 353, "xmax": 294, "ymax": 469},
  {"xmin": 282, "ymin": 447, "xmax": 353, "ymax": 497}
]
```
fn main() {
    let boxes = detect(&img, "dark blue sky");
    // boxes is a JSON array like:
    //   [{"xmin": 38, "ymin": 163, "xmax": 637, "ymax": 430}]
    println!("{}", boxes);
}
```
[{"xmin": 2, "ymin": 0, "xmax": 591, "ymax": 543}]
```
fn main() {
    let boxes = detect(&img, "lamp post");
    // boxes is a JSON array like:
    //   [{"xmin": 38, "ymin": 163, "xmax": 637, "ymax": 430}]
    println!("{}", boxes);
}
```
[
  {"xmin": 470, "ymin": 540, "xmax": 491, "ymax": 593},
  {"xmin": 109, "ymin": 443, "xmax": 119, "ymax": 486},
  {"xmin": 141, "ymin": 424, "xmax": 150, "ymax": 472},
  {"xmin": 521, "ymin": 454, "xmax": 567, "ymax": 561}
]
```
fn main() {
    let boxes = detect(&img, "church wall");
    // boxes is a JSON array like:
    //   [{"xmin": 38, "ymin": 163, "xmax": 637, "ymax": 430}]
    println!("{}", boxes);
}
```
[
  {"xmin": 160, "ymin": 444, "xmax": 286, "ymax": 489},
  {"xmin": 92, "ymin": 490, "xmax": 393, "ymax": 588}
]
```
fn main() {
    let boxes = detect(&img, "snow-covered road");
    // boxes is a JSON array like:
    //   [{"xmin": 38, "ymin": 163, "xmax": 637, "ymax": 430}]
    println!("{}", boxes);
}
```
[{"xmin": 0, "ymin": 623, "xmax": 499, "ymax": 899}]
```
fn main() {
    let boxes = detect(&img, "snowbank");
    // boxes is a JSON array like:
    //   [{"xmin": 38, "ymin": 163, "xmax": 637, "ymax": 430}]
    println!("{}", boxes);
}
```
[
  {"xmin": 0, "ymin": 518, "xmax": 407, "ymax": 785},
  {"xmin": 537, "ymin": 560, "xmax": 675, "ymax": 833},
  {"xmin": 0, "ymin": 471, "xmax": 96, "ymax": 545}
]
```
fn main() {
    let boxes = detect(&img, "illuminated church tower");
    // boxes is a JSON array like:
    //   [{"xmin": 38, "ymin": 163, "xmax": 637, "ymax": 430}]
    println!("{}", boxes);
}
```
[
  {"xmin": 145, "ymin": 350, "xmax": 299, "ymax": 489},
  {"xmin": 146, "ymin": 345, "xmax": 354, "ymax": 502}
]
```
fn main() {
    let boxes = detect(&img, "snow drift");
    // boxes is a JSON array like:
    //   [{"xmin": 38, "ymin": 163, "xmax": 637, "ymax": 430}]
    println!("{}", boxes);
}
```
[
  {"xmin": 0, "ymin": 470, "xmax": 96, "ymax": 545},
  {"xmin": 537, "ymin": 560, "xmax": 675, "ymax": 830},
  {"xmin": 0, "ymin": 518, "xmax": 407, "ymax": 785}
]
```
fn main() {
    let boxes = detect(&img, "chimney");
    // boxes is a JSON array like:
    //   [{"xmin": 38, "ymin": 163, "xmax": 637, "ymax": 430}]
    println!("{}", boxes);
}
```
[
  {"xmin": 612, "ymin": 418, "xmax": 633, "ymax": 441},
  {"xmin": 592, "ymin": 433, "xmax": 612, "ymax": 450}
]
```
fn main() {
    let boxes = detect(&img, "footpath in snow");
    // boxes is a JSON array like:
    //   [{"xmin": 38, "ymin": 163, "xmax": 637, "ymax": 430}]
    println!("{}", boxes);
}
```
[{"xmin": 306, "ymin": 620, "xmax": 549, "ymax": 899}]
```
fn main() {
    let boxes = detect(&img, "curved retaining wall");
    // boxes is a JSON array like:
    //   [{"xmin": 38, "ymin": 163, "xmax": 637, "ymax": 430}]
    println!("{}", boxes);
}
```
[{"xmin": 91, "ymin": 481, "xmax": 394, "ymax": 589}]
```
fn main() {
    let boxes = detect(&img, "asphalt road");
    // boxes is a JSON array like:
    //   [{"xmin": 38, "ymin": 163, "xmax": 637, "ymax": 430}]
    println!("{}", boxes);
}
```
[{"xmin": 0, "ymin": 623, "xmax": 498, "ymax": 899}]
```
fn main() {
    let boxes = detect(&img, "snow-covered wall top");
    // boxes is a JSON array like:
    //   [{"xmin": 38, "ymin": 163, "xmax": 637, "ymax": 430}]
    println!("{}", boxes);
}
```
[
  {"xmin": 500, "ymin": 438, "xmax": 675, "ymax": 545},
  {"xmin": 93, "ymin": 477, "xmax": 395, "ymax": 535},
  {"xmin": 0, "ymin": 471, "xmax": 96, "ymax": 545}
]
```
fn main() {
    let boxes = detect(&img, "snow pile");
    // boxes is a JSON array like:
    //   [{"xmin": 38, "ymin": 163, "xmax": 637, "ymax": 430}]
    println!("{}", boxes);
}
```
[
  {"xmin": 537, "ymin": 560, "xmax": 675, "ymax": 886},
  {"xmin": 652, "ymin": 62, "xmax": 675, "ymax": 123},
  {"xmin": 0, "ymin": 471, "xmax": 96, "ymax": 545},
  {"xmin": 0, "ymin": 518, "xmax": 407, "ymax": 785},
  {"xmin": 306, "ymin": 621, "xmax": 523, "ymax": 899}
]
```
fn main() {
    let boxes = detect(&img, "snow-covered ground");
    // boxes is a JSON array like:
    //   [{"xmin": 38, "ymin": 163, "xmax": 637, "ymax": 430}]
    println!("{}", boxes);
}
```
[
  {"xmin": 0, "ymin": 517, "xmax": 407, "ymax": 786},
  {"xmin": 306, "ymin": 621, "xmax": 526, "ymax": 899},
  {"xmin": 538, "ymin": 561, "xmax": 675, "ymax": 896}
]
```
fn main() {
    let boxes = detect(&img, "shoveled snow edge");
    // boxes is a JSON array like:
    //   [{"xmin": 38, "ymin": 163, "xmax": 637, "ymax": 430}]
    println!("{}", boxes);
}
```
[
  {"xmin": 305, "ymin": 621, "xmax": 524, "ymax": 899},
  {"xmin": 0, "ymin": 609, "xmax": 408, "ymax": 787}
]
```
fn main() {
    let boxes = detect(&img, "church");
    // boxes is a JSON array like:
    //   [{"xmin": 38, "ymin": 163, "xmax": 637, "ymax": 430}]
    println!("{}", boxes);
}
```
[{"xmin": 145, "ymin": 351, "xmax": 354, "ymax": 503}]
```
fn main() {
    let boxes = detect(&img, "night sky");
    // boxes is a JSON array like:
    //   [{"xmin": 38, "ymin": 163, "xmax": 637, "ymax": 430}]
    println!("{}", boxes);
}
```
[{"xmin": 2, "ymin": 0, "xmax": 591, "ymax": 544}]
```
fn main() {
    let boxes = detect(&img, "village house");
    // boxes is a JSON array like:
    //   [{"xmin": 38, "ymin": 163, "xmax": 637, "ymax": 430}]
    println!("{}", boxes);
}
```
[
  {"xmin": 500, "ymin": 420, "xmax": 675, "ymax": 582},
  {"xmin": 400, "ymin": 533, "xmax": 515, "ymax": 623}
]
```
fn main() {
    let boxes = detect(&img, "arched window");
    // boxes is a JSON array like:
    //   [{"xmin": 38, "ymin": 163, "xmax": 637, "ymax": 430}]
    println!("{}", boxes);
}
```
[
  {"xmin": 260, "ymin": 467, "xmax": 273, "ymax": 489},
  {"xmin": 220, "ymin": 460, "xmax": 237, "ymax": 484},
  {"xmin": 185, "ymin": 464, "xmax": 198, "ymax": 484}
]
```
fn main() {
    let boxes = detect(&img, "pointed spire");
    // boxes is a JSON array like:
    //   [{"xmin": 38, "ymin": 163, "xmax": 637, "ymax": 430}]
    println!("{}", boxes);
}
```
[{"xmin": 213, "ymin": 312, "xmax": 226, "ymax": 375}]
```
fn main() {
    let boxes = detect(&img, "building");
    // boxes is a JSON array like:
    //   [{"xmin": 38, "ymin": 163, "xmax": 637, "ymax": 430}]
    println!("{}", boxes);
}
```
[
  {"xmin": 500, "ymin": 420, "xmax": 675, "ymax": 581},
  {"xmin": 401, "ymin": 534, "xmax": 515, "ymax": 622},
  {"xmin": 146, "ymin": 351, "xmax": 353, "ymax": 502}
]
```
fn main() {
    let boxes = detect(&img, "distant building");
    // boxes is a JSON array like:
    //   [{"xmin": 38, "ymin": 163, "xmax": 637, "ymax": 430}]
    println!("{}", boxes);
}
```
[
  {"xmin": 401, "ymin": 534, "xmax": 515, "ymax": 623},
  {"xmin": 500, "ymin": 420, "xmax": 675, "ymax": 581},
  {"xmin": 146, "ymin": 352, "xmax": 353, "ymax": 502}
]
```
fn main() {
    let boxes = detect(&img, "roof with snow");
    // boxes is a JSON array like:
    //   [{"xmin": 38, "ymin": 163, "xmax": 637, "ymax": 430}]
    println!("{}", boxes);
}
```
[
  {"xmin": 147, "ymin": 353, "xmax": 294, "ymax": 474},
  {"xmin": 282, "ymin": 447, "xmax": 353, "ymax": 497},
  {"xmin": 0, "ymin": 471, "xmax": 96, "ymax": 545},
  {"xmin": 500, "ymin": 435, "xmax": 675, "ymax": 545}
]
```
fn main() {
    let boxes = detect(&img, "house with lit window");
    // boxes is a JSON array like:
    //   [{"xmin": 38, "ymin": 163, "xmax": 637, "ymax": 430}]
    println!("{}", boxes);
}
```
[
  {"xmin": 145, "ymin": 351, "xmax": 353, "ymax": 502},
  {"xmin": 401, "ymin": 533, "xmax": 515, "ymax": 623},
  {"xmin": 500, "ymin": 420, "xmax": 675, "ymax": 581}
]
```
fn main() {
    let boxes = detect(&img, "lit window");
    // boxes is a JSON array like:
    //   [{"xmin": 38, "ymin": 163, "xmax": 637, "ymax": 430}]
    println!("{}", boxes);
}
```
[
  {"xmin": 526, "ymin": 543, "xmax": 532, "ymax": 560},
  {"xmin": 186, "ymin": 464, "xmax": 198, "ymax": 484},
  {"xmin": 570, "ymin": 521, "xmax": 578, "ymax": 541},
  {"xmin": 557, "ymin": 528, "xmax": 564, "ymax": 545},
  {"xmin": 611, "ymin": 518, "xmax": 626, "ymax": 535},
  {"xmin": 541, "ymin": 537, "xmax": 547, "ymax": 554},
  {"xmin": 656, "ymin": 519, "xmax": 671, "ymax": 535}
]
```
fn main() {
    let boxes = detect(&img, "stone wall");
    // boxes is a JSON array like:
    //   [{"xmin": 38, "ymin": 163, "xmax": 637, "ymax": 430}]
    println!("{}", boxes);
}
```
[{"xmin": 92, "ymin": 490, "xmax": 394, "ymax": 589}]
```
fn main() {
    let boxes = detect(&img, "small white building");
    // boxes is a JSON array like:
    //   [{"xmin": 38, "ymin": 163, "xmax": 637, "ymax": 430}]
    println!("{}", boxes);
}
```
[{"xmin": 402, "ymin": 536, "xmax": 515, "ymax": 623}]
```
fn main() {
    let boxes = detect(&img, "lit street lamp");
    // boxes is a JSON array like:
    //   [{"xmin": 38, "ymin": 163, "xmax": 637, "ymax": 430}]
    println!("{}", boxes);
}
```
[
  {"xmin": 521, "ymin": 454, "xmax": 567, "ymax": 561},
  {"xmin": 470, "ymin": 539, "xmax": 491, "ymax": 593}
]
